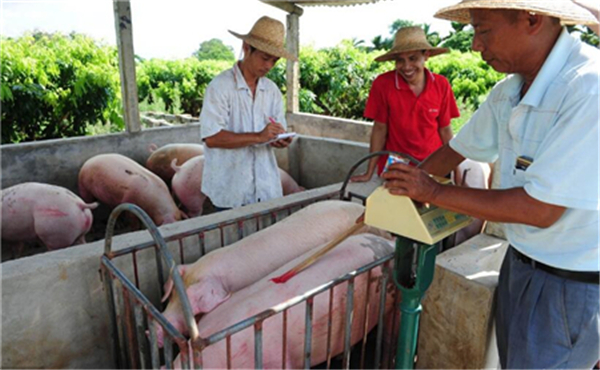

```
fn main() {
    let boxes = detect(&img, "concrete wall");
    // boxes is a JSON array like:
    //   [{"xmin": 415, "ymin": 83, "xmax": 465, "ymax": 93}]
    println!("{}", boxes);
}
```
[{"xmin": 0, "ymin": 113, "xmax": 369, "ymax": 192}]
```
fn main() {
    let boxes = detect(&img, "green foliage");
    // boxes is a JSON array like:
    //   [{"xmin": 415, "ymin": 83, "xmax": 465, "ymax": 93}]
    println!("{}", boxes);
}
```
[
  {"xmin": 193, "ymin": 38, "xmax": 235, "ymax": 61},
  {"xmin": 427, "ymin": 50, "xmax": 504, "ymax": 109},
  {"xmin": 440, "ymin": 22, "xmax": 474, "ymax": 53},
  {"xmin": 567, "ymin": 25, "xmax": 599, "ymax": 47},
  {"xmin": 1, "ymin": 32, "xmax": 122, "ymax": 143},
  {"xmin": 137, "ymin": 58, "xmax": 231, "ymax": 116},
  {"xmin": 269, "ymin": 41, "xmax": 390, "ymax": 119}
]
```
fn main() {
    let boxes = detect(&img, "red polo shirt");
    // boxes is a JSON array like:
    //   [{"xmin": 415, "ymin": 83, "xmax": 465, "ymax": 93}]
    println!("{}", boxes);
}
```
[{"xmin": 364, "ymin": 69, "xmax": 459, "ymax": 173}]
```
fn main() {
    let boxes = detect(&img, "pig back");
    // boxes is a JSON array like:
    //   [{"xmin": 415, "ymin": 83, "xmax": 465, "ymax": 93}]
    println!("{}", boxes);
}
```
[
  {"xmin": 193, "ymin": 233, "xmax": 395, "ymax": 369},
  {"xmin": 146, "ymin": 144, "xmax": 204, "ymax": 182}
]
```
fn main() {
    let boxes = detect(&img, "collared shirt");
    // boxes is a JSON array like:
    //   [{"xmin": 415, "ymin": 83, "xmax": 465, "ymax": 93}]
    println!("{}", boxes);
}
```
[
  {"xmin": 364, "ymin": 68, "xmax": 459, "ymax": 172},
  {"xmin": 451, "ymin": 29, "xmax": 599, "ymax": 271},
  {"xmin": 199, "ymin": 62, "xmax": 285, "ymax": 208}
]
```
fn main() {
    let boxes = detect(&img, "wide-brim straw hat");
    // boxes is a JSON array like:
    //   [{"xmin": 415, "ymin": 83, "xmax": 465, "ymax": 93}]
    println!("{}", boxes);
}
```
[
  {"xmin": 229, "ymin": 16, "xmax": 297, "ymax": 61},
  {"xmin": 375, "ymin": 26, "xmax": 449, "ymax": 62},
  {"xmin": 435, "ymin": 0, "xmax": 599, "ymax": 25}
]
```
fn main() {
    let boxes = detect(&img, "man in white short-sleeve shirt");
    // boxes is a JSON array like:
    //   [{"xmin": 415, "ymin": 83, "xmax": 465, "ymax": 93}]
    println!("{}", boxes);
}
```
[
  {"xmin": 200, "ymin": 16, "xmax": 296, "ymax": 209},
  {"xmin": 381, "ymin": 1, "xmax": 599, "ymax": 368}
]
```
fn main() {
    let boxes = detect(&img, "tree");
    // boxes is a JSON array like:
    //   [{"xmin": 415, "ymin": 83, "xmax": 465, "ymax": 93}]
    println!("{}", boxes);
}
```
[
  {"xmin": 567, "ymin": 25, "xmax": 599, "ymax": 47},
  {"xmin": 440, "ymin": 22, "xmax": 474, "ymax": 52},
  {"xmin": 193, "ymin": 38, "xmax": 235, "ymax": 61}
]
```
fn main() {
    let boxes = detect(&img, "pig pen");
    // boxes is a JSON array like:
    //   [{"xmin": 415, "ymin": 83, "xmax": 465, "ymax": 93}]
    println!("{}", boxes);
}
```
[
  {"xmin": 100, "ymin": 189, "xmax": 401, "ymax": 369},
  {"xmin": 2, "ymin": 117, "xmax": 506, "ymax": 368}
]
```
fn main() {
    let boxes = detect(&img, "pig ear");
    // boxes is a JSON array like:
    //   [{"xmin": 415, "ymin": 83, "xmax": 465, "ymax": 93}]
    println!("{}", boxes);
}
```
[
  {"xmin": 162, "ymin": 265, "xmax": 186, "ymax": 303},
  {"xmin": 186, "ymin": 278, "xmax": 231, "ymax": 314}
]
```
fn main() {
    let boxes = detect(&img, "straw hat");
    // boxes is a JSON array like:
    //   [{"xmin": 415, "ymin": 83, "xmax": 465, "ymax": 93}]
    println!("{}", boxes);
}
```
[
  {"xmin": 435, "ymin": 0, "xmax": 599, "ymax": 25},
  {"xmin": 229, "ymin": 16, "xmax": 297, "ymax": 61},
  {"xmin": 375, "ymin": 26, "xmax": 449, "ymax": 62}
]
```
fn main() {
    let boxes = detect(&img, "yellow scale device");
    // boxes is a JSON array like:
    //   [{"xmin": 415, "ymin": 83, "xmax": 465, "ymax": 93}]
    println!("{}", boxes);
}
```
[
  {"xmin": 364, "ymin": 176, "xmax": 473, "ymax": 244},
  {"xmin": 363, "ymin": 175, "xmax": 473, "ymax": 369}
]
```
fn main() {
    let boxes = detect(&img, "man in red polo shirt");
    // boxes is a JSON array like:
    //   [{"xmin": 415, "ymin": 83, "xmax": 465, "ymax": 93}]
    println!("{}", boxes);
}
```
[{"xmin": 351, "ymin": 26, "xmax": 460, "ymax": 182}]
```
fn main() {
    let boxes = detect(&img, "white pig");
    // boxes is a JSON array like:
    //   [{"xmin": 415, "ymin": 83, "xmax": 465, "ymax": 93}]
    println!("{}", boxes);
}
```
[
  {"xmin": 279, "ymin": 168, "xmax": 305, "ymax": 195},
  {"xmin": 171, "ymin": 233, "xmax": 395, "ymax": 369},
  {"xmin": 78, "ymin": 154, "xmax": 184, "ymax": 226},
  {"xmin": 171, "ymin": 156, "xmax": 206, "ymax": 218},
  {"xmin": 1, "ymin": 182, "xmax": 97, "ymax": 251},
  {"xmin": 156, "ymin": 200, "xmax": 389, "ymax": 346},
  {"xmin": 146, "ymin": 143, "xmax": 204, "ymax": 183}
]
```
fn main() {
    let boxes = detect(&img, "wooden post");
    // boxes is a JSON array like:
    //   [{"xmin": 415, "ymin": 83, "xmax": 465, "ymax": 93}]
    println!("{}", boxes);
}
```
[
  {"xmin": 113, "ymin": 0, "xmax": 141, "ymax": 133},
  {"xmin": 286, "ymin": 11, "xmax": 301, "ymax": 114}
]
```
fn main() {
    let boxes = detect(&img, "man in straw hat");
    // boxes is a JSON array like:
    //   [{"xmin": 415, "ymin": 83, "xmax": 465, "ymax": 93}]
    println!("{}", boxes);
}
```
[
  {"xmin": 199, "ymin": 16, "xmax": 296, "ymax": 210},
  {"xmin": 351, "ymin": 26, "xmax": 460, "ymax": 183},
  {"xmin": 381, "ymin": 0, "xmax": 599, "ymax": 368}
]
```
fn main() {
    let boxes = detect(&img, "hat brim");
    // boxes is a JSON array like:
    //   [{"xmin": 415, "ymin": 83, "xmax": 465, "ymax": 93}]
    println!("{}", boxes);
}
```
[
  {"xmin": 434, "ymin": 1, "xmax": 599, "ymax": 25},
  {"xmin": 374, "ymin": 47, "xmax": 449, "ymax": 62},
  {"xmin": 229, "ymin": 30, "xmax": 298, "ymax": 61}
]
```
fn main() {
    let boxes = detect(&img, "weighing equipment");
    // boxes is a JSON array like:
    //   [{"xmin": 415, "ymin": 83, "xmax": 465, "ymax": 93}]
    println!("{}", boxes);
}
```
[{"xmin": 360, "ymin": 153, "xmax": 473, "ymax": 369}]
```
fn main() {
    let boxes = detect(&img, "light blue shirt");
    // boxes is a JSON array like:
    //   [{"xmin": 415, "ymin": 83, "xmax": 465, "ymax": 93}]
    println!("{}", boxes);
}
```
[
  {"xmin": 200, "ymin": 62, "xmax": 286, "ymax": 208},
  {"xmin": 451, "ymin": 29, "xmax": 599, "ymax": 271}
]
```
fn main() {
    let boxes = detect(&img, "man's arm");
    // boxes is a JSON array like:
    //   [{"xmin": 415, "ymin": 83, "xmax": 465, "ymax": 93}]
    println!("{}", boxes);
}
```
[
  {"xmin": 350, "ymin": 121, "xmax": 387, "ymax": 182},
  {"xmin": 382, "ymin": 160, "xmax": 566, "ymax": 228},
  {"xmin": 204, "ymin": 121, "xmax": 284, "ymax": 149}
]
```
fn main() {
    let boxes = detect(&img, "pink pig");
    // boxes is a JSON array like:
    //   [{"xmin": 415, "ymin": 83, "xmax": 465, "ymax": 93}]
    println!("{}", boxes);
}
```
[
  {"xmin": 78, "ymin": 154, "xmax": 184, "ymax": 226},
  {"xmin": 170, "ymin": 233, "xmax": 395, "ymax": 369},
  {"xmin": 155, "ymin": 200, "xmax": 388, "ymax": 347},
  {"xmin": 170, "ymin": 158, "xmax": 304, "ymax": 219},
  {"xmin": 171, "ymin": 156, "xmax": 206, "ymax": 218},
  {"xmin": 279, "ymin": 168, "xmax": 305, "ymax": 195},
  {"xmin": 1, "ymin": 182, "xmax": 97, "ymax": 251},
  {"xmin": 146, "ymin": 143, "xmax": 204, "ymax": 183}
]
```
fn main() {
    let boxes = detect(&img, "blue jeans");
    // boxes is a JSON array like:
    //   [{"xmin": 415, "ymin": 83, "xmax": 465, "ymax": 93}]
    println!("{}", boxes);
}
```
[{"xmin": 496, "ymin": 247, "xmax": 600, "ymax": 368}]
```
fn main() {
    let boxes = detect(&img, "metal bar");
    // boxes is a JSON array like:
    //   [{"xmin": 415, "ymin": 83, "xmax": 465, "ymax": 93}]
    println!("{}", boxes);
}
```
[
  {"xmin": 282, "ymin": 309, "xmax": 288, "ymax": 369},
  {"xmin": 148, "ymin": 319, "xmax": 160, "ymax": 369},
  {"xmin": 179, "ymin": 342, "xmax": 191, "ymax": 370},
  {"xmin": 303, "ymin": 297, "xmax": 314, "ymax": 369},
  {"xmin": 198, "ymin": 232, "xmax": 205, "ymax": 256},
  {"xmin": 226, "ymin": 335, "xmax": 232, "ymax": 369},
  {"xmin": 237, "ymin": 220, "xmax": 244, "ymax": 241},
  {"xmin": 113, "ymin": 278, "xmax": 129, "ymax": 369},
  {"xmin": 134, "ymin": 302, "xmax": 149, "ymax": 369},
  {"xmin": 164, "ymin": 336, "xmax": 173, "ymax": 369},
  {"xmin": 360, "ymin": 270, "xmax": 373, "ymax": 369},
  {"xmin": 342, "ymin": 278, "xmax": 355, "ymax": 370},
  {"xmin": 374, "ymin": 264, "xmax": 390, "ymax": 369},
  {"xmin": 254, "ymin": 322, "xmax": 264, "ymax": 369},
  {"xmin": 132, "ymin": 251, "xmax": 140, "ymax": 289},
  {"xmin": 326, "ymin": 288, "xmax": 334, "ymax": 369},
  {"xmin": 179, "ymin": 238, "xmax": 185, "ymax": 264},
  {"xmin": 101, "ymin": 264, "xmax": 122, "ymax": 369}
]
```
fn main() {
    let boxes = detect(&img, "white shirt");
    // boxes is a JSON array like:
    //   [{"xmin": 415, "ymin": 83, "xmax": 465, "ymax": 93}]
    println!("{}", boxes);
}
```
[
  {"xmin": 200, "ymin": 62, "xmax": 286, "ymax": 208},
  {"xmin": 450, "ymin": 29, "xmax": 599, "ymax": 271}
]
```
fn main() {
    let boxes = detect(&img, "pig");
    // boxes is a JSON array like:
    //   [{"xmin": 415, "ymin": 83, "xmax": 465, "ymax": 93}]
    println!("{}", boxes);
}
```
[
  {"xmin": 446, "ymin": 159, "xmax": 492, "ymax": 248},
  {"xmin": 1, "ymin": 182, "xmax": 98, "ymax": 251},
  {"xmin": 156, "ymin": 200, "xmax": 390, "ymax": 346},
  {"xmin": 279, "ymin": 168, "xmax": 305, "ymax": 195},
  {"xmin": 171, "ymin": 156, "xmax": 206, "ymax": 218},
  {"xmin": 170, "ymin": 157, "xmax": 304, "ymax": 218},
  {"xmin": 170, "ymin": 233, "xmax": 395, "ymax": 369},
  {"xmin": 78, "ymin": 154, "xmax": 184, "ymax": 226},
  {"xmin": 146, "ymin": 143, "xmax": 204, "ymax": 183}
]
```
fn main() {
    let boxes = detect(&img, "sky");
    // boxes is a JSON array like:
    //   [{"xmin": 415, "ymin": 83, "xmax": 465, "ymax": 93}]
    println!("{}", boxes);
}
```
[{"xmin": 1, "ymin": 0, "xmax": 460, "ymax": 60}]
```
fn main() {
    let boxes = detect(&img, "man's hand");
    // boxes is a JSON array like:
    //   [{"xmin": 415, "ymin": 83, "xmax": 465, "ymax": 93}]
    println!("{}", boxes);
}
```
[
  {"xmin": 350, "ymin": 172, "xmax": 373, "ymax": 183},
  {"xmin": 381, "ymin": 162, "xmax": 441, "ymax": 203},
  {"xmin": 259, "ymin": 121, "xmax": 285, "ymax": 143},
  {"xmin": 270, "ymin": 136, "xmax": 292, "ymax": 148}
]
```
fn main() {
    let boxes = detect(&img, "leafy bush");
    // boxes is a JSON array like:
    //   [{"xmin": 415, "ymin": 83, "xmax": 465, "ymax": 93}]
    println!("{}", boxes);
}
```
[
  {"xmin": 427, "ymin": 50, "xmax": 504, "ymax": 109},
  {"xmin": 137, "ymin": 58, "xmax": 231, "ymax": 116},
  {"xmin": 1, "ymin": 32, "xmax": 122, "ymax": 143}
]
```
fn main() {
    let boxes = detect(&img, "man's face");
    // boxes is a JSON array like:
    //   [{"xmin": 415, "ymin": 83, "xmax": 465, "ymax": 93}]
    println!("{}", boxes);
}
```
[
  {"xmin": 244, "ymin": 46, "xmax": 280, "ymax": 78},
  {"xmin": 470, "ymin": 9, "xmax": 527, "ymax": 74},
  {"xmin": 394, "ymin": 50, "xmax": 428, "ymax": 84}
]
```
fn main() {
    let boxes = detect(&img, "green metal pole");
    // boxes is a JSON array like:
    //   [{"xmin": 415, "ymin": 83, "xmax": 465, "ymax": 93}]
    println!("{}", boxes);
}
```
[{"xmin": 393, "ymin": 237, "xmax": 439, "ymax": 369}]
